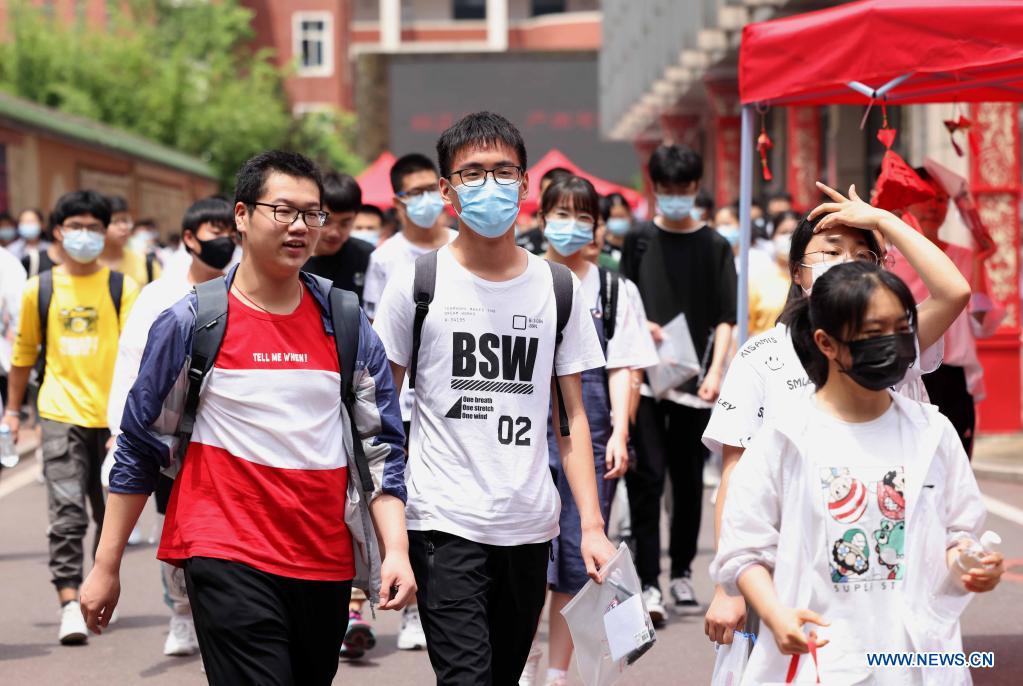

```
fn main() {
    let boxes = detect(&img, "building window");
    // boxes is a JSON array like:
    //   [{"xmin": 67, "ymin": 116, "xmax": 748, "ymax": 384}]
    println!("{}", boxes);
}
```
[
  {"xmin": 453, "ymin": 0, "xmax": 486, "ymax": 20},
  {"xmin": 531, "ymin": 0, "xmax": 566, "ymax": 16},
  {"xmin": 292, "ymin": 12, "xmax": 334, "ymax": 77}
]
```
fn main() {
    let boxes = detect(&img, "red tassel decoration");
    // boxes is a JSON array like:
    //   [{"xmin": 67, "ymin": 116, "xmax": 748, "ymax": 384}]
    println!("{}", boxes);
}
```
[{"xmin": 757, "ymin": 120, "xmax": 773, "ymax": 182}]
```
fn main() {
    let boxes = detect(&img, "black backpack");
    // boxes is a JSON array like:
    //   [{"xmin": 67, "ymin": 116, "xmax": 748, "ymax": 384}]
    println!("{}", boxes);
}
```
[
  {"xmin": 174, "ymin": 275, "xmax": 374, "ymax": 495},
  {"xmin": 36, "ymin": 269, "xmax": 124, "ymax": 385},
  {"xmin": 408, "ymin": 250, "xmax": 575, "ymax": 436}
]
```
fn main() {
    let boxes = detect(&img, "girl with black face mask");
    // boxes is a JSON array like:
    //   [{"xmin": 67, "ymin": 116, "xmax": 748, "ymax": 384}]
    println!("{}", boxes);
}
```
[{"xmin": 711, "ymin": 262, "xmax": 1004, "ymax": 686}]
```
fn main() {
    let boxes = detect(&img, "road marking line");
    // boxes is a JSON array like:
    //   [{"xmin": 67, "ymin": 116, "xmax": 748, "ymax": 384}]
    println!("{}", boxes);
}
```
[
  {"xmin": 0, "ymin": 463, "xmax": 42, "ymax": 499},
  {"xmin": 982, "ymin": 494, "xmax": 1023, "ymax": 528}
]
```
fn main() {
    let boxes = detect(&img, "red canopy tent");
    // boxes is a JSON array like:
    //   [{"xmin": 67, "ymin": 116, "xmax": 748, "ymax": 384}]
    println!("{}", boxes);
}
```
[
  {"xmin": 521, "ymin": 149, "xmax": 644, "ymax": 215},
  {"xmin": 735, "ymin": 0, "xmax": 1023, "ymax": 428},
  {"xmin": 356, "ymin": 152, "xmax": 397, "ymax": 209}
]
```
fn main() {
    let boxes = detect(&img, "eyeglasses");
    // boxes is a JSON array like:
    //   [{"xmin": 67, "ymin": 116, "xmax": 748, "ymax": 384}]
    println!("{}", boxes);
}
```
[
  {"xmin": 802, "ymin": 248, "xmax": 880, "ymax": 266},
  {"xmin": 251, "ymin": 202, "xmax": 328, "ymax": 228},
  {"xmin": 396, "ymin": 186, "xmax": 440, "ymax": 200},
  {"xmin": 62, "ymin": 223, "xmax": 105, "ymax": 233},
  {"xmin": 449, "ymin": 166, "xmax": 523, "ymax": 188}
]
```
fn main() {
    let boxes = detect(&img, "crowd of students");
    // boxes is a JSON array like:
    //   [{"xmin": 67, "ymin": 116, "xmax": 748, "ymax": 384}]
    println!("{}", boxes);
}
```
[{"xmin": 0, "ymin": 109, "xmax": 1009, "ymax": 686}]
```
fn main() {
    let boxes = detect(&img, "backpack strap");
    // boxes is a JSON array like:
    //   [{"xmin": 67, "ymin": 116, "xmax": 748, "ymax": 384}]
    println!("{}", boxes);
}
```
[
  {"xmin": 328, "ymin": 286, "xmax": 375, "ymax": 495},
  {"xmin": 597, "ymin": 266, "xmax": 619, "ymax": 341},
  {"xmin": 36, "ymin": 270, "xmax": 54, "ymax": 383},
  {"xmin": 547, "ymin": 261, "xmax": 573, "ymax": 437},
  {"xmin": 108, "ymin": 270, "xmax": 124, "ymax": 330},
  {"xmin": 177, "ymin": 278, "xmax": 229, "ymax": 456},
  {"xmin": 409, "ymin": 250, "xmax": 438, "ymax": 390},
  {"xmin": 145, "ymin": 252, "xmax": 155, "ymax": 283}
]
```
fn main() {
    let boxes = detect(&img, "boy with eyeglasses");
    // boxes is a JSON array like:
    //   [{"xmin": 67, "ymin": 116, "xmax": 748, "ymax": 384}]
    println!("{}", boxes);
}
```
[
  {"xmin": 101, "ymin": 196, "xmax": 162, "ymax": 286},
  {"xmin": 304, "ymin": 171, "xmax": 374, "ymax": 303},
  {"xmin": 1, "ymin": 190, "xmax": 140, "ymax": 646},
  {"xmin": 80, "ymin": 151, "xmax": 413, "ymax": 685},
  {"xmin": 373, "ymin": 112, "xmax": 616, "ymax": 684}
]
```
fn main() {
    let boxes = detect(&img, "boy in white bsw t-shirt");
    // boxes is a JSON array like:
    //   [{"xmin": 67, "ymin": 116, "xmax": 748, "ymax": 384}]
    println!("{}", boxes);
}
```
[{"xmin": 373, "ymin": 112, "xmax": 617, "ymax": 685}]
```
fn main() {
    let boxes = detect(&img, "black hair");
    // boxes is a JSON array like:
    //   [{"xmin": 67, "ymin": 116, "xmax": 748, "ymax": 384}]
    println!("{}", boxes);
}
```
[
  {"xmin": 777, "ymin": 213, "xmax": 883, "ymax": 321},
  {"xmin": 788, "ymin": 261, "xmax": 917, "ymax": 387},
  {"xmin": 166, "ymin": 232, "xmax": 181, "ymax": 246},
  {"xmin": 600, "ymin": 192, "xmax": 628, "ymax": 222},
  {"xmin": 436, "ymin": 111, "xmax": 527, "ymax": 179},
  {"xmin": 51, "ymin": 190, "xmax": 112, "ymax": 228},
  {"xmin": 322, "ymin": 171, "xmax": 362, "ymax": 213},
  {"xmin": 770, "ymin": 210, "xmax": 801, "ymax": 231},
  {"xmin": 389, "ymin": 153, "xmax": 437, "ymax": 194},
  {"xmin": 648, "ymin": 145, "xmax": 703, "ymax": 187},
  {"xmin": 695, "ymin": 189, "xmax": 715, "ymax": 213},
  {"xmin": 541, "ymin": 167, "xmax": 572, "ymax": 188},
  {"xmin": 541, "ymin": 176, "xmax": 599, "ymax": 225},
  {"xmin": 356, "ymin": 204, "xmax": 385, "ymax": 223},
  {"xmin": 0, "ymin": 212, "xmax": 14, "ymax": 226},
  {"xmin": 106, "ymin": 195, "xmax": 130, "ymax": 215},
  {"xmin": 135, "ymin": 218, "xmax": 158, "ymax": 231},
  {"xmin": 768, "ymin": 191, "xmax": 793, "ymax": 204},
  {"xmin": 182, "ymin": 196, "xmax": 234, "ymax": 235},
  {"xmin": 233, "ymin": 150, "xmax": 324, "ymax": 207}
]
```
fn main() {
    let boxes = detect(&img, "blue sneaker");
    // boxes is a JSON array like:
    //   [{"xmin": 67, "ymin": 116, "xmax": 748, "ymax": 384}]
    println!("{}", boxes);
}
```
[{"xmin": 340, "ymin": 611, "xmax": 376, "ymax": 660}]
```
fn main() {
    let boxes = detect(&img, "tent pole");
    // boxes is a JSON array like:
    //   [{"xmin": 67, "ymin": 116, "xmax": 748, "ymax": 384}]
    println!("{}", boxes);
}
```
[{"xmin": 737, "ymin": 105, "xmax": 754, "ymax": 346}]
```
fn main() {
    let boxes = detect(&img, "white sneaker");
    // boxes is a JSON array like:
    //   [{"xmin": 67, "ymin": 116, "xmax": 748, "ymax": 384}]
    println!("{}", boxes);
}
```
[
  {"xmin": 59, "ymin": 601, "xmax": 88, "ymax": 645},
  {"xmin": 164, "ymin": 613, "xmax": 200, "ymax": 656},
  {"xmin": 669, "ymin": 576, "xmax": 701, "ymax": 615},
  {"xmin": 642, "ymin": 586, "xmax": 667, "ymax": 627},
  {"xmin": 518, "ymin": 639, "xmax": 543, "ymax": 686},
  {"xmin": 396, "ymin": 605, "xmax": 427, "ymax": 650},
  {"xmin": 127, "ymin": 523, "xmax": 144, "ymax": 546}
]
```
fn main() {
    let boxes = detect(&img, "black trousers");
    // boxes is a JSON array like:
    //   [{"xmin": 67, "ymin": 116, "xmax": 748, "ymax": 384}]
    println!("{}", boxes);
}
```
[
  {"xmin": 183, "ymin": 557, "xmax": 352, "ymax": 686},
  {"xmin": 409, "ymin": 530, "xmax": 549, "ymax": 686},
  {"xmin": 923, "ymin": 364, "xmax": 976, "ymax": 459},
  {"xmin": 625, "ymin": 397, "xmax": 711, "ymax": 587}
]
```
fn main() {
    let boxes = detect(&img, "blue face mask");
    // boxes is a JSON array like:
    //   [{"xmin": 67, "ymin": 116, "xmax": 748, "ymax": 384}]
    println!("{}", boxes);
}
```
[
  {"xmin": 0, "ymin": 226, "xmax": 16, "ymax": 242},
  {"xmin": 656, "ymin": 194, "xmax": 696, "ymax": 221},
  {"xmin": 544, "ymin": 217, "xmax": 594, "ymax": 257},
  {"xmin": 454, "ymin": 180, "xmax": 521, "ymax": 238},
  {"xmin": 350, "ymin": 229, "xmax": 379, "ymax": 247},
  {"xmin": 404, "ymin": 191, "xmax": 445, "ymax": 229},
  {"xmin": 18, "ymin": 223, "xmax": 41, "ymax": 240},
  {"xmin": 606, "ymin": 217, "xmax": 631, "ymax": 236},
  {"xmin": 62, "ymin": 229, "xmax": 105, "ymax": 264},
  {"xmin": 717, "ymin": 224, "xmax": 740, "ymax": 248}
]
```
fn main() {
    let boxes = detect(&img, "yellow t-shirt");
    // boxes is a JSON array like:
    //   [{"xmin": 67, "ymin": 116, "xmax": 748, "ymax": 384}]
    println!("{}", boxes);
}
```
[
  {"xmin": 749, "ymin": 265, "xmax": 792, "ymax": 337},
  {"xmin": 118, "ymin": 249, "xmax": 162, "ymax": 286},
  {"xmin": 12, "ymin": 267, "xmax": 139, "ymax": 428}
]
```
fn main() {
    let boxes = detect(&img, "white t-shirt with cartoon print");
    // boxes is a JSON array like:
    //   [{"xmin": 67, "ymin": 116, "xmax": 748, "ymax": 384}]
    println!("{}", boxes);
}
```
[
  {"xmin": 797, "ymin": 401, "xmax": 918, "ymax": 685},
  {"xmin": 703, "ymin": 323, "xmax": 943, "ymax": 453},
  {"xmin": 373, "ymin": 246, "xmax": 606, "ymax": 545}
]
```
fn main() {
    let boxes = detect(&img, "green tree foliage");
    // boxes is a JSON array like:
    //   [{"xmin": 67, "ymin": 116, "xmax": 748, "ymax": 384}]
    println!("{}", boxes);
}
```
[{"xmin": 0, "ymin": 0, "xmax": 363, "ymax": 188}]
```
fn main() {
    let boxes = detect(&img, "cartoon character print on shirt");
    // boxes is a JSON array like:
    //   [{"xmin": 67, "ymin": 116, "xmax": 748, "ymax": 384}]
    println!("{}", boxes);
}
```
[
  {"xmin": 821, "ymin": 465, "xmax": 907, "ymax": 589},
  {"xmin": 764, "ymin": 355, "xmax": 784, "ymax": 372},
  {"xmin": 873, "ymin": 519, "xmax": 906, "ymax": 580},
  {"xmin": 831, "ymin": 528, "xmax": 870, "ymax": 582},
  {"xmin": 877, "ymin": 469, "xmax": 906, "ymax": 520},
  {"xmin": 57, "ymin": 306, "xmax": 100, "ymax": 357}
]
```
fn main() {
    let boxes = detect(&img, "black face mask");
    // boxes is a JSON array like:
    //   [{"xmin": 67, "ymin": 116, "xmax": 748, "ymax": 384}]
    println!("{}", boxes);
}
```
[
  {"xmin": 839, "ymin": 332, "xmax": 917, "ymax": 391},
  {"xmin": 191, "ymin": 236, "xmax": 235, "ymax": 270}
]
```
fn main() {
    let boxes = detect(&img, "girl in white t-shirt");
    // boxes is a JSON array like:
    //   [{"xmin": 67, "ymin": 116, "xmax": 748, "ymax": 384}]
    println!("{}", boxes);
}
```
[
  {"xmin": 703, "ymin": 183, "xmax": 972, "ymax": 644},
  {"xmin": 711, "ymin": 261, "xmax": 1004, "ymax": 686},
  {"xmin": 522, "ymin": 176, "xmax": 658, "ymax": 686}
]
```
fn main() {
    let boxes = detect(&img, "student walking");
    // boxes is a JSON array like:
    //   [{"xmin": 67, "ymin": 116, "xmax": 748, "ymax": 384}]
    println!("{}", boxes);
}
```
[
  {"xmin": 2, "ymin": 190, "xmax": 140, "ymax": 645},
  {"xmin": 80, "ymin": 151, "xmax": 415, "ymax": 685},
  {"xmin": 711, "ymin": 261, "xmax": 1004, "ymax": 685},
  {"xmin": 373, "ymin": 112, "xmax": 617, "ymax": 685}
]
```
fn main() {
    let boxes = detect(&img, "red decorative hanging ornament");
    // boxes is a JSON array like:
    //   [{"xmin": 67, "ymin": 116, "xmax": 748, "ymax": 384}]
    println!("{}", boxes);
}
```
[
  {"xmin": 871, "ymin": 102, "xmax": 935, "ymax": 211},
  {"xmin": 756, "ymin": 110, "xmax": 773, "ymax": 182},
  {"xmin": 943, "ymin": 104, "xmax": 973, "ymax": 157}
]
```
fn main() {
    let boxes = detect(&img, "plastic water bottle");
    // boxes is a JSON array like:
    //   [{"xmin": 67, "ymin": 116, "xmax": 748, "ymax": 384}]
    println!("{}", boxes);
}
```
[
  {"xmin": 0, "ymin": 424, "xmax": 18, "ymax": 469},
  {"xmin": 931, "ymin": 530, "xmax": 1001, "ymax": 621}
]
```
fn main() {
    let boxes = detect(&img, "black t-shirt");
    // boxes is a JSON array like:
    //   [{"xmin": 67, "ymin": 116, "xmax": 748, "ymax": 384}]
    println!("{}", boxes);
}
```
[
  {"xmin": 303, "ymin": 237, "xmax": 374, "ymax": 302},
  {"xmin": 622, "ymin": 221, "xmax": 737, "ymax": 391},
  {"xmin": 516, "ymin": 227, "xmax": 547, "ymax": 256}
]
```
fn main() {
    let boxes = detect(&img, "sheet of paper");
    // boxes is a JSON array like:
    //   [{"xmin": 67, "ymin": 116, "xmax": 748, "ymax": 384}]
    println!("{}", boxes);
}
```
[{"xmin": 602, "ymin": 594, "xmax": 652, "ymax": 662}]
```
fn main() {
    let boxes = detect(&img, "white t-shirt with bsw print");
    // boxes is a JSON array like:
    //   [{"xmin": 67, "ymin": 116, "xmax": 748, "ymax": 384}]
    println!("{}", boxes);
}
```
[{"xmin": 373, "ymin": 246, "xmax": 606, "ymax": 545}]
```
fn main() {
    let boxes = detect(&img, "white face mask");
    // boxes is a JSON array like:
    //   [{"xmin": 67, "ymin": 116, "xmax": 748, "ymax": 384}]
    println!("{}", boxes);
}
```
[
  {"xmin": 800, "ymin": 259, "xmax": 839, "ymax": 295},
  {"xmin": 773, "ymin": 233, "xmax": 792, "ymax": 257}
]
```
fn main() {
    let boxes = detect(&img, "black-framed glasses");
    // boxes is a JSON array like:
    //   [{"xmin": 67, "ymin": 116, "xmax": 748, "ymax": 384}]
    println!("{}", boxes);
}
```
[
  {"xmin": 61, "ymin": 222, "xmax": 105, "ymax": 233},
  {"xmin": 449, "ymin": 166, "xmax": 523, "ymax": 188},
  {"xmin": 802, "ymin": 249, "xmax": 880, "ymax": 266},
  {"xmin": 251, "ymin": 202, "xmax": 328, "ymax": 228},
  {"xmin": 395, "ymin": 185, "xmax": 440, "ymax": 200}
]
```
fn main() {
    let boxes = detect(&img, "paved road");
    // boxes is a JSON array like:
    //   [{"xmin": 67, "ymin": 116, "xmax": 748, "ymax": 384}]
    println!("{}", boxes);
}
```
[{"xmin": 1, "ymin": 457, "xmax": 1021, "ymax": 685}]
